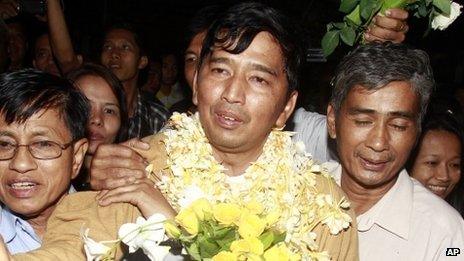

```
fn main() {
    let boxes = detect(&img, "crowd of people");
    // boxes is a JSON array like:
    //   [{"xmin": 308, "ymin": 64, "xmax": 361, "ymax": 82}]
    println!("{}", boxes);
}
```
[{"xmin": 0, "ymin": 0, "xmax": 463, "ymax": 260}]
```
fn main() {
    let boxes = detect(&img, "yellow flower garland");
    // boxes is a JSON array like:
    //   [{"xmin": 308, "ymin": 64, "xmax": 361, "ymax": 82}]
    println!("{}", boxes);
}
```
[{"xmin": 148, "ymin": 112, "xmax": 352, "ymax": 260}]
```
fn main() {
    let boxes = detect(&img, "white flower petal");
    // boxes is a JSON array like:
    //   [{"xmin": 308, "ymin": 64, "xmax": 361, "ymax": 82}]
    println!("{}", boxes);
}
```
[
  {"xmin": 178, "ymin": 185, "xmax": 206, "ymax": 208},
  {"xmin": 432, "ymin": 2, "xmax": 462, "ymax": 30},
  {"xmin": 81, "ymin": 228, "xmax": 112, "ymax": 261}
]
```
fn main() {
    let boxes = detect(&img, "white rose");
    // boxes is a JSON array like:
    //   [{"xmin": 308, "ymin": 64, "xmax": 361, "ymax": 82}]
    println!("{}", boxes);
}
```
[
  {"xmin": 118, "ymin": 214, "xmax": 170, "ymax": 261},
  {"xmin": 432, "ymin": 2, "xmax": 462, "ymax": 30}
]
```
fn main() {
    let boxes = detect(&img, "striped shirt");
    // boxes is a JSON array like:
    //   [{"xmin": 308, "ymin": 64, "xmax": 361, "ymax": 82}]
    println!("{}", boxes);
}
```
[{"xmin": 128, "ymin": 92, "xmax": 170, "ymax": 139}]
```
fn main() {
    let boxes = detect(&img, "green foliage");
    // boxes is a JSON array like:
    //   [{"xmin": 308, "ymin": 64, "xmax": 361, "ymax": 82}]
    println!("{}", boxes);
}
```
[
  {"xmin": 340, "ymin": 26, "xmax": 356, "ymax": 46},
  {"xmin": 339, "ymin": 0, "xmax": 360, "ymax": 13},
  {"xmin": 321, "ymin": 0, "xmax": 454, "ymax": 57},
  {"xmin": 360, "ymin": 0, "xmax": 382, "ymax": 20},
  {"xmin": 321, "ymin": 30, "xmax": 340, "ymax": 57},
  {"xmin": 182, "ymin": 220, "xmax": 239, "ymax": 259},
  {"xmin": 346, "ymin": 5, "xmax": 362, "ymax": 25},
  {"xmin": 178, "ymin": 218, "xmax": 286, "ymax": 260},
  {"xmin": 433, "ymin": 0, "xmax": 451, "ymax": 15}
]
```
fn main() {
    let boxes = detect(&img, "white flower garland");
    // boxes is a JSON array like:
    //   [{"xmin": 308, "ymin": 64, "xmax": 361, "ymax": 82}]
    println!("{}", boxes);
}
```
[{"xmin": 148, "ymin": 112, "xmax": 352, "ymax": 260}]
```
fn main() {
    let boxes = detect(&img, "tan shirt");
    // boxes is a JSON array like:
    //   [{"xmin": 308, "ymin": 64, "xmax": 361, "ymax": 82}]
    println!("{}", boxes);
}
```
[{"xmin": 14, "ymin": 134, "xmax": 359, "ymax": 260}]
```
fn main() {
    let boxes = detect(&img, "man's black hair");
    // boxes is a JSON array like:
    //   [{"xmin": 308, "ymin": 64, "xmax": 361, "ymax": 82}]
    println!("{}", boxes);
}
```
[
  {"xmin": 330, "ymin": 42, "xmax": 435, "ymax": 124},
  {"xmin": 199, "ymin": 2, "xmax": 303, "ymax": 93},
  {"xmin": 184, "ymin": 5, "xmax": 222, "ymax": 48},
  {"xmin": 0, "ymin": 69, "xmax": 89, "ymax": 140}
]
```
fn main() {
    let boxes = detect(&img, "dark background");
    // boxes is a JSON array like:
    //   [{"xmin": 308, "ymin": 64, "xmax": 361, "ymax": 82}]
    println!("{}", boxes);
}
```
[{"xmin": 20, "ymin": 0, "xmax": 464, "ymax": 111}]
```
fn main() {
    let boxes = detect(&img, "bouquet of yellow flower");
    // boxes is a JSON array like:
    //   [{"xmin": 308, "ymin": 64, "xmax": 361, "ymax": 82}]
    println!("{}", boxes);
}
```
[
  {"xmin": 322, "ymin": 0, "xmax": 462, "ymax": 56},
  {"xmin": 165, "ymin": 199, "xmax": 298, "ymax": 261}
]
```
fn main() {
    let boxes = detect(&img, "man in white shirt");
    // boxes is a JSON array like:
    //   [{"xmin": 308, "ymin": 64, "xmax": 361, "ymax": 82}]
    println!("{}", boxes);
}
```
[{"xmin": 321, "ymin": 42, "xmax": 464, "ymax": 260}]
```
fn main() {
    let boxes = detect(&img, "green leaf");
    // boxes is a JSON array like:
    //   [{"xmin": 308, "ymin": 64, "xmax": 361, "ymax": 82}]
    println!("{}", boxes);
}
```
[
  {"xmin": 333, "ymin": 22, "xmax": 346, "ymax": 29},
  {"xmin": 215, "ymin": 229, "xmax": 237, "ymax": 249},
  {"xmin": 418, "ymin": 3, "xmax": 428, "ymax": 17},
  {"xmin": 199, "ymin": 238, "xmax": 220, "ymax": 258},
  {"xmin": 321, "ymin": 30, "xmax": 340, "ymax": 57},
  {"xmin": 199, "ymin": 222, "xmax": 214, "ymax": 237},
  {"xmin": 380, "ymin": 0, "xmax": 409, "ymax": 14},
  {"xmin": 185, "ymin": 242, "xmax": 201, "ymax": 261},
  {"xmin": 433, "ymin": 0, "xmax": 451, "ymax": 16},
  {"xmin": 340, "ymin": 26, "xmax": 356, "ymax": 46},
  {"xmin": 259, "ymin": 231, "xmax": 275, "ymax": 250},
  {"xmin": 212, "ymin": 227, "xmax": 232, "ymax": 239},
  {"xmin": 360, "ymin": 0, "xmax": 376, "ymax": 20},
  {"xmin": 339, "ymin": 0, "xmax": 360, "ymax": 13},
  {"xmin": 346, "ymin": 5, "xmax": 362, "ymax": 25},
  {"xmin": 272, "ymin": 232, "xmax": 286, "ymax": 244}
]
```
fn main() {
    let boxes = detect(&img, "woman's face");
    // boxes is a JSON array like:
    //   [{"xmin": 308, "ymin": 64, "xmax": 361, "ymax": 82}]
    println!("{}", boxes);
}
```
[
  {"xmin": 411, "ymin": 130, "xmax": 462, "ymax": 198},
  {"xmin": 76, "ymin": 75, "xmax": 121, "ymax": 154}
]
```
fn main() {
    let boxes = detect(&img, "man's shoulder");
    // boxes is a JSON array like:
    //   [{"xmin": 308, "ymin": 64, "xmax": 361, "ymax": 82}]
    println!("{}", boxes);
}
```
[
  {"xmin": 55, "ymin": 191, "xmax": 101, "ymax": 213},
  {"xmin": 313, "ymin": 170, "xmax": 349, "ymax": 205},
  {"xmin": 292, "ymin": 107, "xmax": 326, "ymax": 131},
  {"xmin": 411, "ymin": 179, "xmax": 464, "ymax": 230},
  {"xmin": 53, "ymin": 192, "xmax": 142, "ymax": 224}
]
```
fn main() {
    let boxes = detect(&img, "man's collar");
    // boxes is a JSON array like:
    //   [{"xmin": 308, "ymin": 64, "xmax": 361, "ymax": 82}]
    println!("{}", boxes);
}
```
[
  {"xmin": 371, "ymin": 170, "xmax": 413, "ymax": 240},
  {"xmin": 356, "ymin": 170, "xmax": 413, "ymax": 240},
  {"xmin": 324, "ymin": 162, "xmax": 413, "ymax": 240},
  {"xmin": 0, "ymin": 207, "xmax": 25, "ymax": 243},
  {"xmin": 0, "ymin": 185, "xmax": 76, "ymax": 243}
]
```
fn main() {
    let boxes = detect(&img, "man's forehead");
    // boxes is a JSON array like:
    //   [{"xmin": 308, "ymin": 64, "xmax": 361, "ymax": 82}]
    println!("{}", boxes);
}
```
[
  {"xmin": 0, "ymin": 109, "xmax": 70, "ymax": 137},
  {"xmin": 105, "ymin": 29, "xmax": 136, "ymax": 44},
  {"xmin": 208, "ymin": 33, "xmax": 284, "ymax": 65},
  {"xmin": 344, "ymin": 82, "xmax": 420, "ymax": 117}
]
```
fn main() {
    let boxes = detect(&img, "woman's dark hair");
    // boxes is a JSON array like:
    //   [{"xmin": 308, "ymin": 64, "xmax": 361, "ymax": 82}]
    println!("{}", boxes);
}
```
[
  {"xmin": 406, "ymin": 96, "xmax": 464, "ymax": 215},
  {"xmin": 67, "ymin": 63, "xmax": 128, "ymax": 143},
  {"xmin": 0, "ymin": 68, "xmax": 89, "ymax": 140},
  {"xmin": 200, "ymin": 2, "xmax": 303, "ymax": 93}
]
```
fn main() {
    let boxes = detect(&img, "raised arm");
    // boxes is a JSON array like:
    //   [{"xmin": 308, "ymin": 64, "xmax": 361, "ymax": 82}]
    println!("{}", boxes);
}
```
[
  {"xmin": 365, "ymin": 8, "xmax": 409, "ymax": 43},
  {"xmin": 47, "ymin": 0, "xmax": 81, "ymax": 74}
]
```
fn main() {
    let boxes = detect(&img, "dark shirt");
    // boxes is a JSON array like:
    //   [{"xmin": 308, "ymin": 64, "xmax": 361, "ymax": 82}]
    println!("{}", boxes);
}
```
[{"xmin": 128, "ymin": 92, "xmax": 170, "ymax": 139}]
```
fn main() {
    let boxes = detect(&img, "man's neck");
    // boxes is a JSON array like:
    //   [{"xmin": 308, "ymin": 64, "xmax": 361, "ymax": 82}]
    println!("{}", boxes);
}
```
[
  {"xmin": 123, "ymin": 79, "xmax": 139, "ymax": 118},
  {"xmin": 340, "ymin": 172, "xmax": 398, "ymax": 216},
  {"xmin": 23, "ymin": 203, "xmax": 60, "ymax": 239},
  {"xmin": 211, "ymin": 143, "xmax": 266, "ymax": 177}
]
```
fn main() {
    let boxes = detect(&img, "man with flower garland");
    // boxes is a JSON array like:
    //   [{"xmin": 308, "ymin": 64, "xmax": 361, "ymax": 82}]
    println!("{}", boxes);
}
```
[{"xmin": 0, "ymin": 2, "xmax": 358, "ymax": 260}]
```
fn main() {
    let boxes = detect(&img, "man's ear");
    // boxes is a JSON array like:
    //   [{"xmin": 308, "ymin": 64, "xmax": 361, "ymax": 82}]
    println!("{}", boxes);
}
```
[
  {"xmin": 275, "ymin": 91, "xmax": 298, "ymax": 128},
  {"xmin": 71, "ymin": 138, "xmax": 88, "ymax": 180},
  {"xmin": 192, "ymin": 71, "xmax": 199, "ymax": 106},
  {"xmin": 326, "ymin": 103, "xmax": 337, "ymax": 139},
  {"xmin": 138, "ymin": 55, "xmax": 148, "ymax": 70}
]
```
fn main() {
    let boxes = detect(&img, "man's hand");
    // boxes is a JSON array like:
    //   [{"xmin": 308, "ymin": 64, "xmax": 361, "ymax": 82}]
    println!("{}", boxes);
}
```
[
  {"xmin": 365, "ymin": 8, "xmax": 409, "ymax": 43},
  {"xmin": 89, "ymin": 138, "xmax": 150, "ymax": 190},
  {"xmin": 0, "ymin": 0, "xmax": 19, "ymax": 20},
  {"xmin": 97, "ymin": 178, "xmax": 176, "ymax": 218}
]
